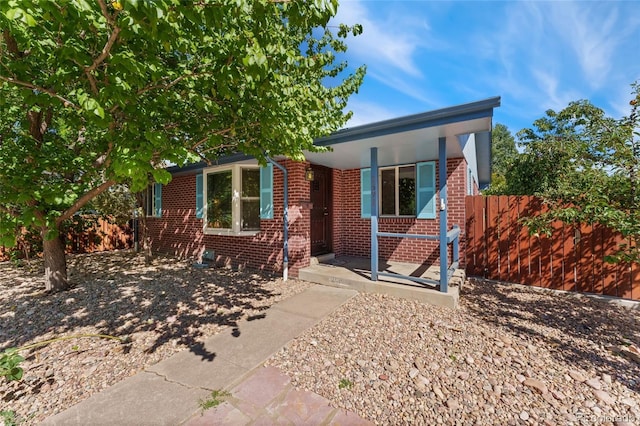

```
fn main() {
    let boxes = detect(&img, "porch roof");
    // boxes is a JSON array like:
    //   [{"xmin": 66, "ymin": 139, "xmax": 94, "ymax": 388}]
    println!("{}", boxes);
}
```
[
  {"xmin": 306, "ymin": 97, "xmax": 500, "ymax": 188},
  {"xmin": 168, "ymin": 97, "xmax": 501, "ymax": 187}
]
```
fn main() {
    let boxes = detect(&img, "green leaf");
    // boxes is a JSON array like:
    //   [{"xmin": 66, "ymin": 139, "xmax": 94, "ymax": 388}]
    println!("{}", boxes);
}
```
[{"xmin": 93, "ymin": 104, "xmax": 105, "ymax": 119}]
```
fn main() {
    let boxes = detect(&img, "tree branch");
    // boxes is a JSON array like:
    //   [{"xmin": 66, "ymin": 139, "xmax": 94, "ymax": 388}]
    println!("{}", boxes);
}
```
[
  {"xmin": 137, "ymin": 71, "xmax": 212, "ymax": 95},
  {"xmin": 92, "ymin": 141, "xmax": 114, "ymax": 169},
  {"xmin": 0, "ymin": 76, "xmax": 81, "ymax": 110},
  {"xmin": 2, "ymin": 29, "xmax": 23, "ymax": 57},
  {"xmin": 190, "ymin": 128, "xmax": 235, "ymax": 151},
  {"xmin": 84, "ymin": 1, "xmax": 121, "ymax": 95},
  {"xmin": 87, "ymin": 26, "xmax": 120, "ymax": 73},
  {"xmin": 0, "ymin": 204, "xmax": 19, "ymax": 218},
  {"xmin": 56, "ymin": 180, "xmax": 116, "ymax": 225},
  {"xmin": 198, "ymin": 143, "xmax": 239, "ymax": 155}
]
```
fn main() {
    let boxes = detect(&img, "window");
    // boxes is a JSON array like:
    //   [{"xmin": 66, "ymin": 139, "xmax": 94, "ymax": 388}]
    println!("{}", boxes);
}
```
[
  {"xmin": 380, "ymin": 166, "xmax": 415, "ymax": 216},
  {"xmin": 361, "ymin": 161, "xmax": 435, "ymax": 219},
  {"xmin": 240, "ymin": 168, "xmax": 260, "ymax": 230},
  {"xmin": 143, "ymin": 183, "xmax": 162, "ymax": 218},
  {"xmin": 207, "ymin": 169, "xmax": 233, "ymax": 229},
  {"xmin": 201, "ymin": 164, "xmax": 272, "ymax": 234}
]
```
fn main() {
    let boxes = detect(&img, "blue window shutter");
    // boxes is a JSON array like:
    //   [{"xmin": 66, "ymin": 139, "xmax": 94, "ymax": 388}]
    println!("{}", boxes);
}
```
[
  {"xmin": 154, "ymin": 183, "xmax": 162, "ymax": 218},
  {"xmin": 361, "ymin": 168, "xmax": 371, "ymax": 218},
  {"xmin": 195, "ymin": 174, "xmax": 204, "ymax": 219},
  {"xmin": 260, "ymin": 164, "xmax": 273, "ymax": 219},
  {"xmin": 416, "ymin": 162, "xmax": 436, "ymax": 219}
]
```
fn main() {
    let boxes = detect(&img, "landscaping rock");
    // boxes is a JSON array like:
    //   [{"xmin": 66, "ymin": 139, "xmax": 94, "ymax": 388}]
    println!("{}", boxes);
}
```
[
  {"xmin": 569, "ymin": 370, "xmax": 587, "ymax": 382},
  {"xmin": 523, "ymin": 378, "xmax": 548, "ymax": 395},
  {"xmin": 266, "ymin": 278, "xmax": 640, "ymax": 426},
  {"xmin": 0, "ymin": 251, "xmax": 311, "ymax": 425},
  {"xmin": 586, "ymin": 378, "xmax": 602, "ymax": 390},
  {"xmin": 592, "ymin": 390, "xmax": 615, "ymax": 405}
]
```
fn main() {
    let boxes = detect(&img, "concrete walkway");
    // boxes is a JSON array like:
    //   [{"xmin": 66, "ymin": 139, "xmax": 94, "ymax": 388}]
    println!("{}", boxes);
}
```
[{"xmin": 42, "ymin": 285, "xmax": 365, "ymax": 426}]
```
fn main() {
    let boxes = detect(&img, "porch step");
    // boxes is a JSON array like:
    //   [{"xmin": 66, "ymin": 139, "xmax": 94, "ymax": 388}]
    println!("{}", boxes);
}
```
[
  {"xmin": 309, "ymin": 253, "xmax": 335, "ymax": 265},
  {"xmin": 299, "ymin": 257, "xmax": 459, "ymax": 309}
]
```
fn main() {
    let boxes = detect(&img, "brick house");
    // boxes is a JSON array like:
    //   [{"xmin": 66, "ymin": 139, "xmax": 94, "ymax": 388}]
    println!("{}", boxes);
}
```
[{"xmin": 146, "ymin": 97, "xmax": 500, "ymax": 289}]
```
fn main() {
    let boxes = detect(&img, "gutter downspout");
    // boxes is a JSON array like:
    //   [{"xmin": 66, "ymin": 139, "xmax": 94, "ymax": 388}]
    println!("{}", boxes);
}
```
[{"xmin": 266, "ymin": 156, "xmax": 289, "ymax": 281}]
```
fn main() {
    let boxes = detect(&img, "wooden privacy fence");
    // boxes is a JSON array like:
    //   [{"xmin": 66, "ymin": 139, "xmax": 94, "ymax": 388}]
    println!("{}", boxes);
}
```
[
  {"xmin": 465, "ymin": 195, "xmax": 639, "ymax": 301},
  {"xmin": 65, "ymin": 218, "xmax": 133, "ymax": 254},
  {"xmin": 0, "ymin": 218, "xmax": 133, "ymax": 261}
]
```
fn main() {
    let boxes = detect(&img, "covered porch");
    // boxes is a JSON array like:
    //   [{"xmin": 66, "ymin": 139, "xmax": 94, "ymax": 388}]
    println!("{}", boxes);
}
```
[{"xmin": 299, "ymin": 97, "xmax": 500, "ymax": 303}]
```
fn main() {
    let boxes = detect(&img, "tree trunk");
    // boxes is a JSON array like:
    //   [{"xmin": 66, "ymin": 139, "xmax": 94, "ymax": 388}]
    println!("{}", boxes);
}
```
[
  {"xmin": 43, "ymin": 231, "xmax": 69, "ymax": 292},
  {"xmin": 135, "ymin": 192, "xmax": 153, "ymax": 265}
]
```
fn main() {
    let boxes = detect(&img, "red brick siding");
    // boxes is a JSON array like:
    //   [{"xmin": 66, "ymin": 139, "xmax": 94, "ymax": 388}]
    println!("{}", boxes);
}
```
[
  {"xmin": 332, "ymin": 158, "xmax": 468, "ymax": 268},
  {"xmin": 148, "ymin": 157, "xmax": 470, "ymax": 275},
  {"xmin": 147, "ymin": 160, "xmax": 311, "ymax": 277}
]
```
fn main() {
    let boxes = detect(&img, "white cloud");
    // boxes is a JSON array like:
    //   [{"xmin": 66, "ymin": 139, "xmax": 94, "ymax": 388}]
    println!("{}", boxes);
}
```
[
  {"xmin": 334, "ymin": 1, "xmax": 424, "ymax": 78},
  {"xmin": 547, "ymin": 2, "xmax": 622, "ymax": 90},
  {"xmin": 367, "ymin": 70, "xmax": 438, "ymax": 106},
  {"xmin": 344, "ymin": 99, "xmax": 401, "ymax": 128},
  {"xmin": 531, "ymin": 69, "xmax": 582, "ymax": 112}
]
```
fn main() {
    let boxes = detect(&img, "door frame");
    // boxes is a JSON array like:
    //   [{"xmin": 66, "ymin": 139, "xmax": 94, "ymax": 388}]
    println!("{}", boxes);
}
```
[{"xmin": 309, "ymin": 164, "xmax": 333, "ymax": 256}]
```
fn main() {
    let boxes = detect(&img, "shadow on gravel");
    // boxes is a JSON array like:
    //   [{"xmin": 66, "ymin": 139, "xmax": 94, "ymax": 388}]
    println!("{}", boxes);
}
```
[
  {"xmin": 0, "ymin": 251, "xmax": 280, "ymax": 358},
  {"xmin": 463, "ymin": 278, "xmax": 640, "ymax": 394}
]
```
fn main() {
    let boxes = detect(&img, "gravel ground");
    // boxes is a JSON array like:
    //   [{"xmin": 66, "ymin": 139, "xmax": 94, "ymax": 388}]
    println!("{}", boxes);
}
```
[
  {"xmin": 0, "ymin": 251, "xmax": 310, "ymax": 425},
  {"xmin": 267, "ymin": 279, "xmax": 640, "ymax": 425}
]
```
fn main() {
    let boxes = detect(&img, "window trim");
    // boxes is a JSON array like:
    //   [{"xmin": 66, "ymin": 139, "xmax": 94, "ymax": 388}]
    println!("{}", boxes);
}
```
[
  {"xmin": 379, "ymin": 164, "xmax": 416, "ymax": 217},
  {"xmin": 361, "ymin": 161, "xmax": 436, "ymax": 220},
  {"xmin": 202, "ymin": 163, "xmax": 262, "ymax": 236},
  {"xmin": 143, "ymin": 183, "xmax": 162, "ymax": 218}
]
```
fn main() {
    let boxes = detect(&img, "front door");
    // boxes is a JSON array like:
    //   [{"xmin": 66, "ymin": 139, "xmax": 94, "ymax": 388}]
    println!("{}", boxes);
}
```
[{"xmin": 310, "ymin": 165, "xmax": 332, "ymax": 256}]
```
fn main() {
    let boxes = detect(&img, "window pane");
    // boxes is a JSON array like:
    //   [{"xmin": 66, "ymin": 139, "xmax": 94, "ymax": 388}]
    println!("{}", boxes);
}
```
[
  {"xmin": 241, "ymin": 199, "xmax": 260, "ymax": 230},
  {"xmin": 381, "ymin": 169, "xmax": 396, "ymax": 215},
  {"xmin": 242, "ymin": 168, "xmax": 259, "ymax": 197},
  {"xmin": 398, "ymin": 166, "xmax": 416, "ymax": 215},
  {"xmin": 207, "ymin": 171, "xmax": 232, "ymax": 228}
]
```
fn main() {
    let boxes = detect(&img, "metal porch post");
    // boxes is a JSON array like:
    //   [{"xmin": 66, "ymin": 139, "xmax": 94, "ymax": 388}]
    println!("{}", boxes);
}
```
[
  {"xmin": 439, "ymin": 137, "xmax": 448, "ymax": 293},
  {"xmin": 371, "ymin": 147, "xmax": 379, "ymax": 281},
  {"xmin": 266, "ymin": 156, "xmax": 289, "ymax": 281}
]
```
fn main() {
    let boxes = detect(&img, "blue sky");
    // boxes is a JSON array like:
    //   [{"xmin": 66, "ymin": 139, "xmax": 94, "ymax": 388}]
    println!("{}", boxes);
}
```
[{"xmin": 333, "ymin": 0, "xmax": 640, "ymax": 138}]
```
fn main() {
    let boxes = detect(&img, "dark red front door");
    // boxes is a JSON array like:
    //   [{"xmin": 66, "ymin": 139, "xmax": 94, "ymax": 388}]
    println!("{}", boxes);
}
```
[{"xmin": 310, "ymin": 166, "xmax": 332, "ymax": 256}]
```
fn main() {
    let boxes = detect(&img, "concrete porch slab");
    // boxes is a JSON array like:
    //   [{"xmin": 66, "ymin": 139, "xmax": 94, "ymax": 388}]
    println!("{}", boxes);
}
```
[{"xmin": 299, "ymin": 256, "xmax": 461, "ymax": 309}]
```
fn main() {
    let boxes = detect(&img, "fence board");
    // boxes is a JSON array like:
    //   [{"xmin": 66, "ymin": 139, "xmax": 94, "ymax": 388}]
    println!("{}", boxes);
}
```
[
  {"xmin": 616, "ymin": 235, "xmax": 632, "ymax": 299},
  {"xmin": 486, "ymin": 196, "xmax": 500, "ymax": 280},
  {"xmin": 550, "ymin": 221, "xmax": 565, "ymax": 290},
  {"xmin": 497, "ymin": 196, "xmax": 510, "ymax": 282},
  {"xmin": 507, "ymin": 196, "xmax": 521, "ymax": 283},
  {"xmin": 562, "ymin": 224, "xmax": 577, "ymax": 292},
  {"xmin": 632, "ymin": 262, "xmax": 640, "ymax": 301},
  {"xmin": 602, "ymin": 231, "xmax": 618, "ymax": 296},
  {"xmin": 465, "ymin": 196, "xmax": 479, "ymax": 276},
  {"xmin": 529, "ymin": 197, "xmax": 542, "ymax": 287},
  {"xmin": 474, "ymin": 196, "xmax": 487, "ymax": 276},
  {"xmin": 465, "ymin": 195, "xmax": 638, "ymax": 301},
  {"xmin": 592, "ymin": 224, "xmax": 604, "ymax": 295},
  {"xmin": 518, "ymin": 197, "xmax": 531, "ymax": 285},
  {"xmin": 577, "ymin": 223, "xmax": 594, "ymax": 294}
]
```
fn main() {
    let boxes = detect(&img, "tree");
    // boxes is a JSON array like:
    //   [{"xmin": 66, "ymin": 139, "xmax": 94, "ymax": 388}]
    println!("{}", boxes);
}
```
[
  {"xmin": 489, "ymin": 104, "xmax": 601, "ymax": 196},
  {"xmin": 0, "ymin": 0, "xmax": 365, "ymax": 292},
  {"xmin": 484, "ymin": 123, "xmax": 517, "ymax": 193},
  {"xmin": 516, "ymin": 83, "xmax": 640, "ymax": 263},
  {"xmin": 88, "ymin": 184, "xmax": 137, "ymax": 225}
]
